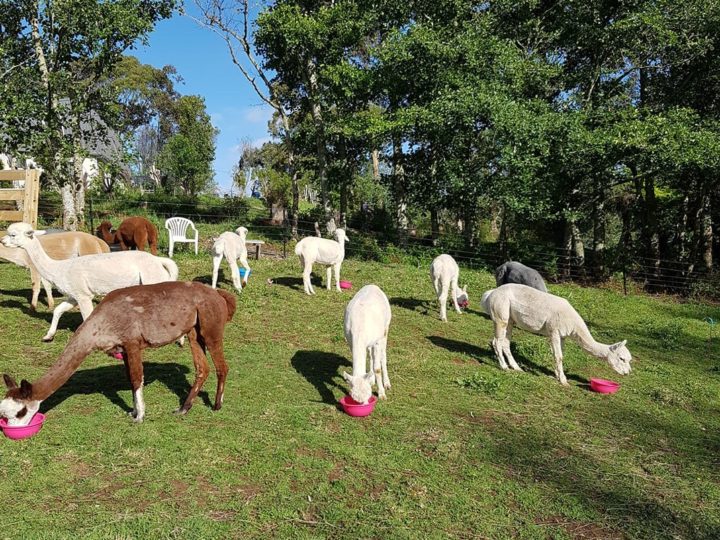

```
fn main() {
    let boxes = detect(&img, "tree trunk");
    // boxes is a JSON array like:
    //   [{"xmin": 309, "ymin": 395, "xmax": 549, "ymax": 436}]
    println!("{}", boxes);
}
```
[
  {"xmin": 562, "ymin": 219, "xmax": 573, "ymax": 278},
  {"xmin": 339, "ymin": 180, "xmax": 348, "ymax": 229},
  {"xmin": 592, "ymin": 183, "xmax": 606, "ymax": 278},
  {"xmin": 61, "ymin": 184, "xmax": 78, "ymax": 231},
  {"xmin": 644, "ymin": 177, "xmax": 661, "ymax": 277},
  {"xmin": 391, "ymin": 134, "xmax": 408, "ymax": 246},
  {"xmin": 571, "ymin": 221, "xmax": 585, "ymax": 271},
  {"xmin": 371, "ymin": 149, "xmax": 380, "ymax": 182},
  {"xmin": 430, "ymin": 207, "xmax": 440, "ymax": 245},
  {"xmin": 306, "ymin": 57, "xmax": 329, "ymax": 217},
  {"xmin": 700, "ymin": 190, "xmax": 713, "ymax": 273}
]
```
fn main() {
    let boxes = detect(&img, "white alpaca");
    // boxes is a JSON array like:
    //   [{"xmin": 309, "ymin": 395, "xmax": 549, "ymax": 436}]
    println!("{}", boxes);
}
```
[
  {"xmin": 342, "ymin": 284, "xmax": 392, "ymax": 404},
  {"xmin": 481, "ymin": 284, "xmax": 632, "ymax": 385},
  {"xmin": 211, "ymin": 226, "xmax": 250, "ymax": 292},
  {"xmin": 430, "ymin": 254, "xmax": 468, "ymax": 321},
  {"xmin": 294, "ymin": 228, "xmax": 349, "ymax": 295},
  {"xmin": 2, "ymin": 222, "xmax": 178, "ymax": 342},
  {"xmin": 0, "ymin": 231, "xmax": 109, "ymax": 310}
]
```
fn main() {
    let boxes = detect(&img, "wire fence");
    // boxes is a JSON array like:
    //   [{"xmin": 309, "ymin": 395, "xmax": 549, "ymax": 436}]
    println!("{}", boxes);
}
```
[{"xmin": 21, "ymin": 192, "xmax": 720, "ymax": 301}]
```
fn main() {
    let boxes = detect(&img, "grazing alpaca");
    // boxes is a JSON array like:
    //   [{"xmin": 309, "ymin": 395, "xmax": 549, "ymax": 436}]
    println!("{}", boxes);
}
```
[
  {"xmin": 430, "ymin": 254, "xmax": 469, "ymax": 321},
  {"xmin": 0, "ymin": 231, "xmax": 109, "ymax": 310},
  {"xmin": 294, "ymin": 228, "xmax": 349, "ymax": 295},
  {"xmin": 481, "ymin": 284, "xmax": 632, "ymax": 385},
  {"xmin": 0, "ymin": 281, "xmax": 236, "ymax": 425},
  {"xmin": 343, "ymin": 284, "xmax": 392, "ymax": 404},
  {"xmin": 495, "ymin": 261, "xmax": 547, "ymax": 292},
  {"xmin": 97, "ymin": 217, "xmax": 159, "ymax": 255},
  {"xmin": 211, "ymin": 226, "xmax": 250, "ymax": 292},
  {"xmin": 2, "ymin": 222, "xmax": 178, "ymax": 342}
]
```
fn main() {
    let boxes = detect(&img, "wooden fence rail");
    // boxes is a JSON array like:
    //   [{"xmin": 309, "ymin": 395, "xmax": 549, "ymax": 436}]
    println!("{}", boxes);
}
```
[{"xmin": 0, "ymin": 169, "xmax": 40, "ymax": 228}]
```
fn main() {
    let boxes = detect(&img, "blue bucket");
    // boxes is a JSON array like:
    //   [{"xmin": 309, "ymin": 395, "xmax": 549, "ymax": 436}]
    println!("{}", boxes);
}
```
[{"xmin": 239, "ymin": 268, "xmax": 250, "ymax": 279}]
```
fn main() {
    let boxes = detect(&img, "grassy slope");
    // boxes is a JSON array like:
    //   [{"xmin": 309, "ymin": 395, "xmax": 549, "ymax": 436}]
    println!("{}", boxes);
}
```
[{"xmin": 0, "ymin": 249, "xmax": 719, "ymax": 539}]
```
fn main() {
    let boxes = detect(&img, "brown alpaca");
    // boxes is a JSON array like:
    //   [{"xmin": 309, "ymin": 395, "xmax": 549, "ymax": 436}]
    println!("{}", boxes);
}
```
[
  {"xmin": 0, "ymin": 281, "xmax": 236, "ymax": 424},
  {"xmin": 97, "ymin": 217, "xmax": 159, "ymax": 255}
]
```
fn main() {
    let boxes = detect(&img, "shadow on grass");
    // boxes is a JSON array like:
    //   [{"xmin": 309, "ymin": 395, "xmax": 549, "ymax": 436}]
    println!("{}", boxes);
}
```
[
  {"xmin": 40, "ymin": 361, "xmax": 211, "ymax": 415},
  {"xmin": 478, "ymin": 412, "xmax": 719, "ymax": 538},
  {"xmin": 0, "ymin": 298, "xmax": 84, "ymax": 329},
  {"xmin": 427, "ymin": 335, "xmax": 588, "ymax": 384},
  {"xmin": 291, "ymin": 350, "xmax": 350, "ymax": 406},
  {"xmin": 390, "ymin": 296, "xmax": 434, "ymax": 315},
  {"xmin": 273, "ymin": 275, "xmax": 323, "ymax": 291}
]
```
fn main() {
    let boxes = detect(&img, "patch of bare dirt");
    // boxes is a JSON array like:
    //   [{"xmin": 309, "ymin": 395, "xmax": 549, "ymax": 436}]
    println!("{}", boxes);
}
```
[{"xmin": 535, "ymin": 515, "xmax": 624, "ymax": 539}]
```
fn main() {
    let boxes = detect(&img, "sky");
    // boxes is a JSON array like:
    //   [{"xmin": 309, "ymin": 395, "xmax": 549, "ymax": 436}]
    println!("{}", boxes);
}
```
[{"xmin": 132, "ymin": 4, "xmax": 273, "ymax": 195}]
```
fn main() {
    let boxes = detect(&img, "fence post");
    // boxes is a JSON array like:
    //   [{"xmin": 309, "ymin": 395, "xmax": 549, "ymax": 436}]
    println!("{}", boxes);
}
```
[{"xmin": 622, "ymin": 263, "xmax": 627, "ymax": 296}]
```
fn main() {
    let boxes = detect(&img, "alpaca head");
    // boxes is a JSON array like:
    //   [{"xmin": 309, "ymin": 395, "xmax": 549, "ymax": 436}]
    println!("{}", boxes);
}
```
[
  {"xmin": 456, "ymin": 285, "xmax": 469, "ymax": 308},
  {"xmin": 235, "ymin": 226, "xmax": 248, "ymax": 238},
  {"xmin": 606, "ymin": 340, "xmax": 632, "ymax": 375},
  {"xmin": 96, "ymin": 221, "xmax": 114, "ymax": 238},
  {"xmin": 334, "ymin": 229, "xmax": 349, "ymax": 244},
  {"xmin": 0, "ymin": 375, "xmax": 40, "ymax": 427},
  {"xmin": 1, "ymin": 222, "xmax": 37, "ymax": 249},
  {"xmin": 342, "ymin": 371, "xmax": 373, "ymax": 404}
]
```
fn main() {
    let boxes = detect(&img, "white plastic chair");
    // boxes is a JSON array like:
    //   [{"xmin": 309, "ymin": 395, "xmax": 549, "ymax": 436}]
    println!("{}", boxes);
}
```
[{"xmin": 165, "ymin": 217, "xmax": 198, "ymax": 257}]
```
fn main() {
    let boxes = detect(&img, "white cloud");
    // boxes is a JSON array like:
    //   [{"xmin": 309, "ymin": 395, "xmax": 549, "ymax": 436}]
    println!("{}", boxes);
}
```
[{"xmin": 242, "ymin": 105, "xmax": 274, "ymax": 125}]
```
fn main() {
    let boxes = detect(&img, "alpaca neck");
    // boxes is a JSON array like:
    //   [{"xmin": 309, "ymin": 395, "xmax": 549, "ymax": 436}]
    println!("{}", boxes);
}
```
[
  {"xmin": 100, "ymin": 228, "xmax": 115, "ymax": 244},
  {"xmin": 30, "ymin": 324, "xmax": 98, "ymax": 401},
  {"xmin": 22, "ymin": 237, "xmax": 61, "ymax": 282},
  {"xmin": 571, "ymin": 318, "xmax": 610, "ymax": 359}
]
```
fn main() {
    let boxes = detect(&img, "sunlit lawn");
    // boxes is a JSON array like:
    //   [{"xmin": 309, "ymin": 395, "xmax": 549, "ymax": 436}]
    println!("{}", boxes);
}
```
[{"xmin": 1, "ymin": 242, "xmax": 719, "ymax": 539}]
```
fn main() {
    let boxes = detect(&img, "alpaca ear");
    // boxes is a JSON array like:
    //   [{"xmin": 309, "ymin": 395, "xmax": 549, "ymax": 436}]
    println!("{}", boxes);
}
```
[
  {"xmin": 342, "ymin": 371, "xmax": 351, "ymax": 382},
  {"xmin": 3, "ymin": 374, "xmax": 17, "ymax": 389},
  {"xmin": 24, "ymin": 229, "xmax": 35, "ymax": 239},
  {"xmin": 19, "ymin": 380, "xmax": 32, "ymax": 399},
  {"xmin": 463, "ymin": 285, "xmax": 467, "ymax": 293},
  {"xmin": 610, "ymin": 340, "xmax": 627, "ymax": 352},
  {"xmin": 34, "ymin": 229, "xmax": 47, "ymax": 236}
]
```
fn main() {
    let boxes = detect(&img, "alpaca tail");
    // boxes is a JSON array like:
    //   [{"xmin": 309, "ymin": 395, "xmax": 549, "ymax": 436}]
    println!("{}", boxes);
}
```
[
  {"xmin": 216, "ymin": 289, "xmax": 237, "ymax": 322},
  {"xmin": 160, "ymin": 257, "xmax": 179, "ymax": 281},
  {"xmin": 212, "ymin": 237, "xmax": 225, "ymax": 258},
  {"xmin": 480, "ymin": 289, "xmax": 494, "ymax": 315}
]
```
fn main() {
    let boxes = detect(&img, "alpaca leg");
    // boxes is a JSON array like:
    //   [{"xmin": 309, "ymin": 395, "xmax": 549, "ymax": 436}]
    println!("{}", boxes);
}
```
[
  {"xmin": 503, "ymin": 321, "xmax": 523, "ymax": 371},
  {"xmin": 29, "ymin": 267, "xmax": 40, "ymax": 310},
  {"xmin": 123, "ymin": 344, "xmax": 146, "ymax": 422},
  {"xmin": 77, "ymin": 297, "xmax": 94, "ymax": 320},
  {"xmin": 239, "ymin": 253, "xmax": 250, "ymax": 286},
  {"xmin": 492, "ymin": 322, "xmax": 509, "ymax": 370},
  {"xmin": 550, "ymin": 333, "xmax": 569, "ymax": 386},
  {"xmin": 451, "ymin": 277, "xmax": 462, "ymax": 314},
  {"xmin": 326, "ymin": 266, "xmax": 332, "ymax": 290},
  {"xmin": 380, "ymin": 336, "xmax": 390, "ymax": 390},
  {"xmin": 438, "ymin": 283, "xmax": 449, "ymax": 322},
  {"xmin": 372, "ymin": 343, "xmax": 386, "ymax": 400},
  {"xmin": 205, "ymin": 339, "xmax": 229, "ymax": 411},
  {"xmin": 43, "ymin": 299, "xmax": 78, "ymax": 342},
  {"xmin": 303, "ymin": 260, "xmax": 315, "ymax": 295},
  {"xmin": 334, "ymin": 263, "xmax": 341, "ymax": 291},
  {"xmin": 178, "ymin": 329, "xmax": 210, "ymax": 414},
  {"xmin": 227, "ymin": 254, "xmax": 242, "ymax": 292},
  {"xmin": 211, "ymin": 254, "xmax": 222, "ymax": 289},
  {"xmin": 42, "ymin": 278, "xmax": 54, "ymax": 310}
]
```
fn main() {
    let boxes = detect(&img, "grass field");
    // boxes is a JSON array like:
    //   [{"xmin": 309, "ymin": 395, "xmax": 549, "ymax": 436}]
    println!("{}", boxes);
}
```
[{"xmin": 1, "ymin": 245, "xmax": 719, "ymax": 539}]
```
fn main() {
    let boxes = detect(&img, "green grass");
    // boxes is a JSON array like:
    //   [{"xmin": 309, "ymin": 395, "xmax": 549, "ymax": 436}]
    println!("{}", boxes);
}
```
[{"xmin": 1, "ymin": 244, "xmax": 719, "ymax": 539}]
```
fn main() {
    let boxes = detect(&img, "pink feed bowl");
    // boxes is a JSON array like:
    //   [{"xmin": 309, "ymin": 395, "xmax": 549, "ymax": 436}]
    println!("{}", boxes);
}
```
[
  {"xmin": 0, "ymin": 412, "xmax": 46, "ymax": 440},
  {"xmin": 340, "ymin": 395, "xmax": 377, "ymax": 417},
  {"xmin": 590, "ymin": 378, "xmax": 620, "ymax": 394},
  {"xmin": 339, "ymin": 280, "xmax": 352, "ymax": 290}
]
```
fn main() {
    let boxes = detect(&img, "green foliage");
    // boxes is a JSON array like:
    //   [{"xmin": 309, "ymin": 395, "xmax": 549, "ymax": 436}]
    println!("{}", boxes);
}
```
[{"xmin": 455, "ymin": 372, "xmax": 504, "ymax": 395}]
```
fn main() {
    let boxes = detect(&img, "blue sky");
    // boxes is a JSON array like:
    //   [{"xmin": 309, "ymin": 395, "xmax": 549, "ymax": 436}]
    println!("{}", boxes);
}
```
[{"xmin": 132, "ymin": 5, "xmax": 273, "ymax": 194}]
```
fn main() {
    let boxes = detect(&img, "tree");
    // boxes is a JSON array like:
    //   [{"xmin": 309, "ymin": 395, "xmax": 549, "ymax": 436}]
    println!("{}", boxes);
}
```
[
  {"xmin": 157, "ymin": 95, "xmax": 217, "ymax": 196},
  {"xmin": 0, "ymin": 0, "xmax": 177, "ymax": 229}
]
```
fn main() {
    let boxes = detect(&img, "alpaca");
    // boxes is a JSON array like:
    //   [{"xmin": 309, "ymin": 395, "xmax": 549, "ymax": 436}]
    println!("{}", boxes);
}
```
[
  {"xmin": 481, "ymin": 284, "xmax": 632, "ymax": 385},
  {"xmin": 294, "ymin": 228, "xmax": 349, "ymax": 295},
  {"xmin": 430, "ymin": 254, "xmax": 469, "ymax": 321},
  {"xmin": 495, "ymin": 261, "xmax": 547, "ymax": 292},
  {"xmin": 97, "ymin": 217, "xmax": 159, "ymax": 255},
  {"xmin": 0, "ymin": 231, "xmax": 109, "ymax": 309},
  {"xmin": 343, "ymin": 284, "xmax": 392, "ymax": 404},
  {"xmin": 2, "ymin": 222, "xmax": 178, "ymax": 342},
  {"xmin": 211, "ymin": 226, "xmax": 250, "ymax": 292},
  {"xmin": 0, "ymin": 281, "xmax": 236, "ymax": 425}
]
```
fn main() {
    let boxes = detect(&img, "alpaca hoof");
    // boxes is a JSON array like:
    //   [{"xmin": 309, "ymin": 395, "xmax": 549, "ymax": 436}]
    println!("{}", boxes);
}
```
[
  {"xmin": 174, "ymin": 407, "xmax": 189, "ymax": 415},
  {"xmin": 511, "ymin": 365, "xmax": 523, "ymax": 372},
  {"xmin": 42, "ymin": 334, "xmax": 54, "ymax": 343},
  {"xmin": 379, "ymin": 393, "xmax": 387, "ymax": 400}
]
